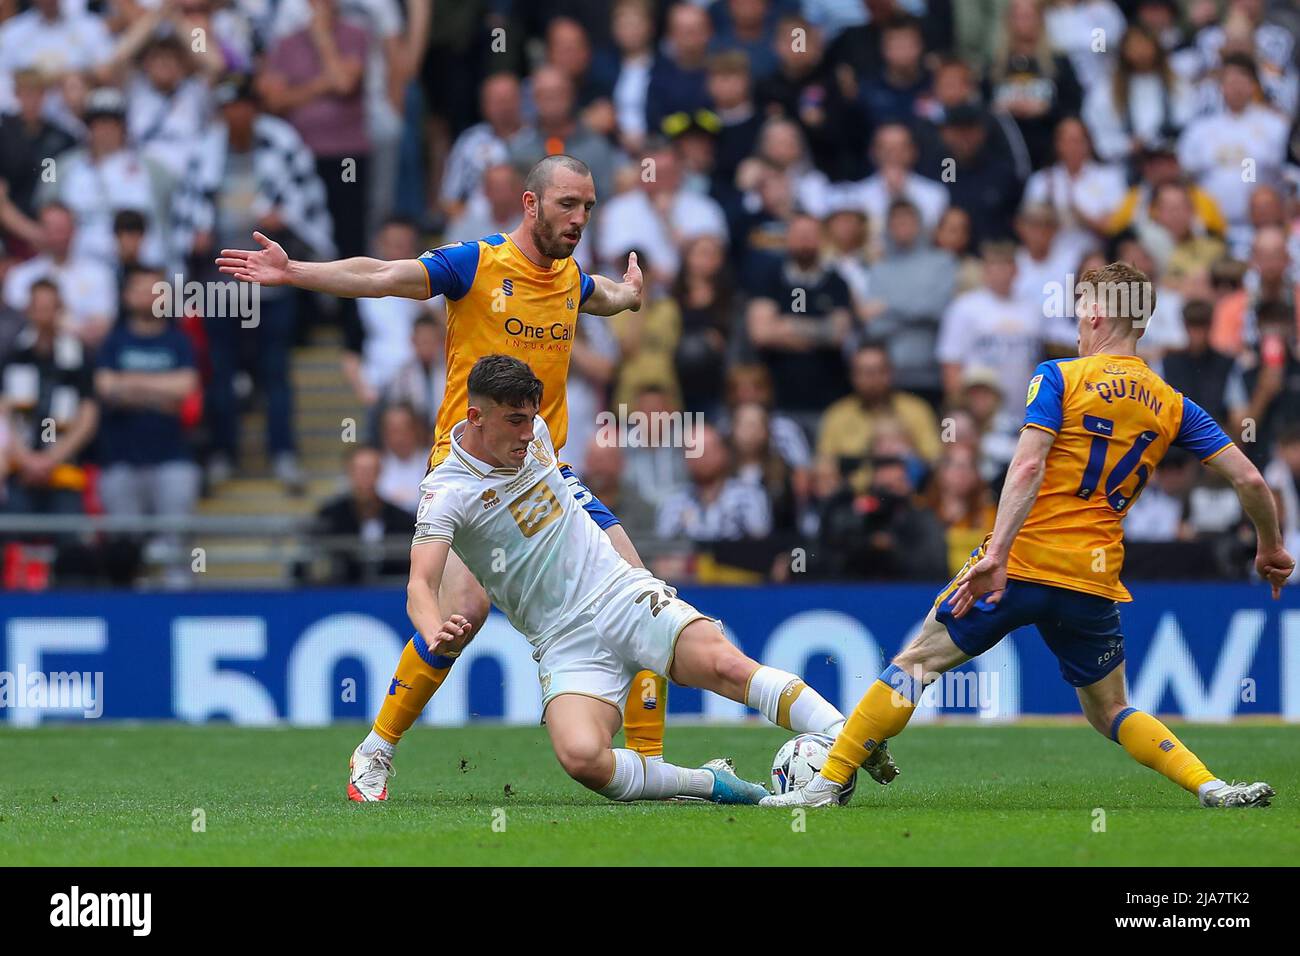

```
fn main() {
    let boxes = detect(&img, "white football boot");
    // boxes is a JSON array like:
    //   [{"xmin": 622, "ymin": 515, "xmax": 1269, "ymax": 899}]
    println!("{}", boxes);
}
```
[
  {"xmin": 347, "ymin": 746, "xmax": 394, "ymax": 802},
  {"xmin": 760, "ymin": 771, "xmax": 843, "ymax": 808},
  {"xmin": 1199, "ymin": 781, "xmax": 1275, "ymax": 808}
]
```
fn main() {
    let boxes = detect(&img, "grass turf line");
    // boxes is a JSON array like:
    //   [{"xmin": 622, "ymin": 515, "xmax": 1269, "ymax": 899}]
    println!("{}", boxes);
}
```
[{"xmin": 1, "ymin": 724, "xmax": 1296, "ymax": 866}]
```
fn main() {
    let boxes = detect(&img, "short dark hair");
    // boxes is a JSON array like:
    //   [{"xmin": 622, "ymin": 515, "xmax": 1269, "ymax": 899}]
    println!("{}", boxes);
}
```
[
  {"xmin": 113, "ymin": 209, "xmax": 147, "ymax": 234},
  {"xmin": 523, "ymin": 154, "xmax": 592, "ymax": 201},
  {"xmin": 29, "ymin": 278, "xmax": 60, "ymax": 300},
  {"xmin": 467, "ymin": 354, "xmax": 543, "ymax": 409}
]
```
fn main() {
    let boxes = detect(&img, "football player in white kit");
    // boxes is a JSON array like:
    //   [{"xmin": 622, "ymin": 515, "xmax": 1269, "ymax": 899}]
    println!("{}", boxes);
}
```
[{"xmin": 403, "ymin": 355, "xmax": 897, "ymax": 804}]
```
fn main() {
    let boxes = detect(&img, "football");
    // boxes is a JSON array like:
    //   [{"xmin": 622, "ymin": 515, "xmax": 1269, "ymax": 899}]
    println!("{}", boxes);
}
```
[{"xmin": 770, "ymin": 733, "xmax": 858, "ymax": 806}]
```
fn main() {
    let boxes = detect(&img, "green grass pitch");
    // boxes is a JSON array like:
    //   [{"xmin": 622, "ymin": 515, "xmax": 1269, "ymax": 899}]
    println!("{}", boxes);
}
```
[{"xmin": 2, "ymin": 723, "xmax": 1297, "ymax": 866}]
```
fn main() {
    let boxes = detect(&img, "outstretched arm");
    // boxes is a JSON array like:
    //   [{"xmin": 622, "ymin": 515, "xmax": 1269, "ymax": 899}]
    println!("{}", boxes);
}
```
[
  {"xmin": 949, "ymin": 425, "xmax": 1056, "ymax": 617},
  {"xmin": 1205, "ymin": 444, "xmax": 1295, "ymax": 597},
  {"xmin": 217, "ymin": 232, "xmax": 430, "ymax": 299},
  {"xmin": 581, "ymin": 252, "xmax": 643, "ymax": 316},
  {"xmin": 407, "ymin": 540, "xmax": 474, "ymax": 655}
]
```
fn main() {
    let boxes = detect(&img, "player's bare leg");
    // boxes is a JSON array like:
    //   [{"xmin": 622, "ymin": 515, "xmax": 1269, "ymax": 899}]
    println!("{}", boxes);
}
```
[
  {"xmin": 601, "ymin": 523, "xmax": 672, "ymax": 763},
  {"xmin": 1076, "ymin": 665, "xmax": 1273, "ymax": 808},
  {"xmin": 760, "ymin": 607, "xmax": 963, "ymax": 807},
  {"xmin": 663, "ymin": 618, "xmax": 900, "ymax": 788},
  {"xmin": 349, "ymin": 551, "xmax": 488, "ymax": 801},
  {"xmin": 542, "ymin": 693, "xmax": 764, "ymax": 804}
]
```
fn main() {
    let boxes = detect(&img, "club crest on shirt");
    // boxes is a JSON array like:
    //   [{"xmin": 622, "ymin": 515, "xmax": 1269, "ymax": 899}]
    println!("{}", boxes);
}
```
[
  {"xmin": 530, "ymin": 439, "xmax": 553, "ymax": 467},
  {"xmin": 1026, "ymin": 373, "xmax": 1043, "ymax": 406}
]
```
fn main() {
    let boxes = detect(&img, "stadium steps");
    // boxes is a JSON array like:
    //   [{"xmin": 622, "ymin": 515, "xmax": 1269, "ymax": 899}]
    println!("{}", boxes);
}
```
[{"xmin": 191, "ymin": 338, "xmax": 364, "ymax": 583}]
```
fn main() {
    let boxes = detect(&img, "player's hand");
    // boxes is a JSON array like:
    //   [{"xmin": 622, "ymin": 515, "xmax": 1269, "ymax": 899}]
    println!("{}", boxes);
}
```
[
  {"xmin": 622, "ymin": 251, "xmax": 643, "ymax": 311},
  {"xmin": 215, "ymin": 232, "xmax": 291, "ymax": 285},
  {"xmin": 948, "ymin": 554, "xmax": 1008, "ymax": 619},
  {"xmin": 427, "ymin": 614, "xmax": 475, "ymax": 658},
  {"xmin": 1256, "ymin": 545, "xmax": 1295, "ymax": 599}
]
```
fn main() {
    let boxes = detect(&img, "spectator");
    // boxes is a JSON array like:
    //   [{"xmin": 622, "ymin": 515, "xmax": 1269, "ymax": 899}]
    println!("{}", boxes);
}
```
[
  {"xmin": 1013, "ymin": 203, "xmax": 1077, "ymax": 350},
  {"xmin": 646, "ymin": 1, "xmax": 714, "ymax": 135},
  {"xmin": 709, "ymin": 0, "xmax": 781, "ymax": 81},
  {"xmin": 926, "ymin": 104, "xmax": 1024, "ymax": 243},
  {"xmin": 385, "ymin": 313, "xmax": 447, "ymax": 433},
  {"xmin": 596, "ymin": 142, "xmax": 727, "ymax": 283},
  {"xmin": 815, "ymin": 452, "xmax": 948, "ymax": 580},
  {"xmin": 1105, "ymin": 143, "xmax": 1227, "ymax": 241},
  {"xmin": 93, "ymin": 265, "xmax": 201, "ymax": 580},
  {"xmin": 705, "ymin": 50, "xmax": 763, "ymax": 197},
  {"xmin": 817, "ymin": 342, "xmax": 941, "ymax": 494},
  {"xmin": 922, "ymin": 443, "xmax": 996, "ymax": 575},
  {"xmin": 914, "ymin": 54, "xmax": 1031, "ymax": 184},
  {"xmin": 859, "ymin": 15, "xmax": 930, "ymax": 127},
  {"xmin": 341, "ymin": 216, "xmax": 438, "ymax": 419},
  {"xmin": 621, "ymin": 384, "xmax": 689, "ymax": 513},
  {"xmin": 957, "ymin": 367, "xmax": 1020, "ymax": 486},
  {"xmin": 172, "ymin": 73, "xmax": 334, "ymax": 492},
  {"xmin": 439, "ymin": 73, "xmax": 524, "ymax": 220},
  {"xmin": 35, "ymin": 86, "xmax": 172, "ymax": 269},
  {"xmin": 376, "ymin": 401, "xmax": 428, "ymax": 512},
  {"xmin": 1082, "ymin": 22, "xmax": 1194, "ymax": 166},
  {"xmin": 537, "ymin": 16, "xmax": 614, "ymax": 130},
  {"xmin": 986, "ymin": 0, "xmax": 1083, "ymax": 171},
  {"xmin": 938, "ymin": 241, "xmax": 1043, "ymax": 421},
  {"xmin": 861, "ymin": 199, "xmax": 957, "ymax": 407},
  {"xmin": 720, "ymin": 362, "xmax": 812, "ymax": 474},
  {"xmin": 1177, "ymin": 53, "xmax": 1289, "ymax": 235},
  {"xmin": 933, "ymin": 205, "xmax": 982, "ymax": 294},
  {"xmin": 655, "ymin": 423, "xmax": 772, "ymax": 542},
  {"xmin": 1124, "ymin": 446, "xmax": 1197, "ymax": 542},
  {"xmin": 729, "ymin": 400, "xmax": 798, "ymax": 531},
  {"xmin": 745, "ymin": 212, "xmax": 854, "ymax": 417},
  {"xmin": 0, "ymin": 0, "xmax": 113, "ymax": 121},
  {"xmin": 1, "ymin": 201, "xmax": 117, "ymax": 347},
  {"xmin": 1211, "ymin": 225, "xmax": 1298, "ymax": 357},
  {"xmin": 446, "ymin": 161, "xmax": 525, "ymax": 244},
  {"xmin": 596, "ymin": 0, "xmax": 657, "ymax": 154},
  {"xmin": 1043, "ymin": 0, "xmax": 1126, "ymax": 90},
  {"xmin": 111, "ymin": 210, "xmax": 152, "ymax": 318},
  {"xmin": 508, "ymin": 65, "xmax": 624, "ymax": 206},
  {"xmin": 260, "ymin": 0, "xmax": 370, "ymax": 286},
  {"xmin": 0, "ymin": 279, "xmax": 98, "ymax": 516},
  {"xmin": 672, "ymin": 234, "xmax": 735, "ymax": 416},
  {"xmin": 1235, "ymin": 300, "xmax": 1300, "ymax": 465},
  {"xmin": 1147, "ymin": 181, "xmax": 1227, "ymax": 293},
  {"xmin": 310, "ymin": 445, "xmax": 413, "ymax": 583},
  {"xmin": 565, "ymin": 312, "xmax": 620, "ymax": 474},
  {"xmin": 824, "ymin": 207, "xmax": 872, "ymax": 322},
  {"xmin": 1264, "ymin": 423, "xmax": 1300, "ymax": 564},
  {"xmin": 581, "ymin": 434, "xmax": 658, "ymax": 546},
  {"xmin": 843, "ymin": 122, "xmax": 949, "ymax": 244},
  {"xmin": 1162, "ymin": 299, "xmax": 1246, "ymax": 429},
  {"xmin": 607, "ymin": 249, "xmax": 683, "ymax": 412},
  {"xmin": 0, "ymin": 70, "xmax": 76, "ymax": 225},
  {"xmin": 755, "ymin": 13, "xmax": 866, "ymax": 182},
  {"xmin": 1020, "ymin": 117, "xmax": 1126, "ymax": 267},
  {"xmin": 119, "ymin": 33, "xmax": 214, "ymax": 179}
]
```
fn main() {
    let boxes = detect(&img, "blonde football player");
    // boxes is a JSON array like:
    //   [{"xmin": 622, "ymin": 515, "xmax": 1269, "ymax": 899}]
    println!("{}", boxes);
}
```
[{"xmin": 764, "ymin": 262, "xmax": 1293, "ymax": 809}]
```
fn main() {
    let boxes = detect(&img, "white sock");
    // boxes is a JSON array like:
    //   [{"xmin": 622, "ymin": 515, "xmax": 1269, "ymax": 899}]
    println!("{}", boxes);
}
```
[
  {"xmin": 1198, "ymin": 778, "xmax": 1227, "ymax": 802},
  {"xmin": 359, "ymin": 730, "xmax": 395, "ymax": 757},
  {"xmin": 599, "ymin": 749, "xmax": 713, "ymax": 801},
  {"xmin": 745, "ymin": 666, "xmax": 845, "ymax": 734}
]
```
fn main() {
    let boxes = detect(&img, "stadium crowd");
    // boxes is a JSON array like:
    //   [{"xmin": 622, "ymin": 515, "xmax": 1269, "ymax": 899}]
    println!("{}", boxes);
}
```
[{"xmin": 2, "ymin": 0, "xmax": 1300, "ymax": 587}]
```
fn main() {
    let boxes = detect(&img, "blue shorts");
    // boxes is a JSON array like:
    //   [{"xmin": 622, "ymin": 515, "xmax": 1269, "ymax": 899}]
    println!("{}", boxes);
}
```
[
  {"xmin": 935, "ymin": 577, "xmax": 1125, "ymax": 687},
  {"xmin": 559, "ymin": 464, "xmax": 621, "ymax": 530}
]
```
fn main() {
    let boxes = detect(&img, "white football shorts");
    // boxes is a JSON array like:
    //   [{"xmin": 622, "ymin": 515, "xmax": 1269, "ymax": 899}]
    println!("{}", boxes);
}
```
[{"xmin": 537, "ymin": 568, "xmax": 712, "ymax": 719}]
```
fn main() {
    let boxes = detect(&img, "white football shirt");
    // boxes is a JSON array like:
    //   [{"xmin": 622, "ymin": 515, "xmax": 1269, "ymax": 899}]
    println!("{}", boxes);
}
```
[{"xmin": 412, "ymin": 416, "xmax": 629, "ymax": 651}]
